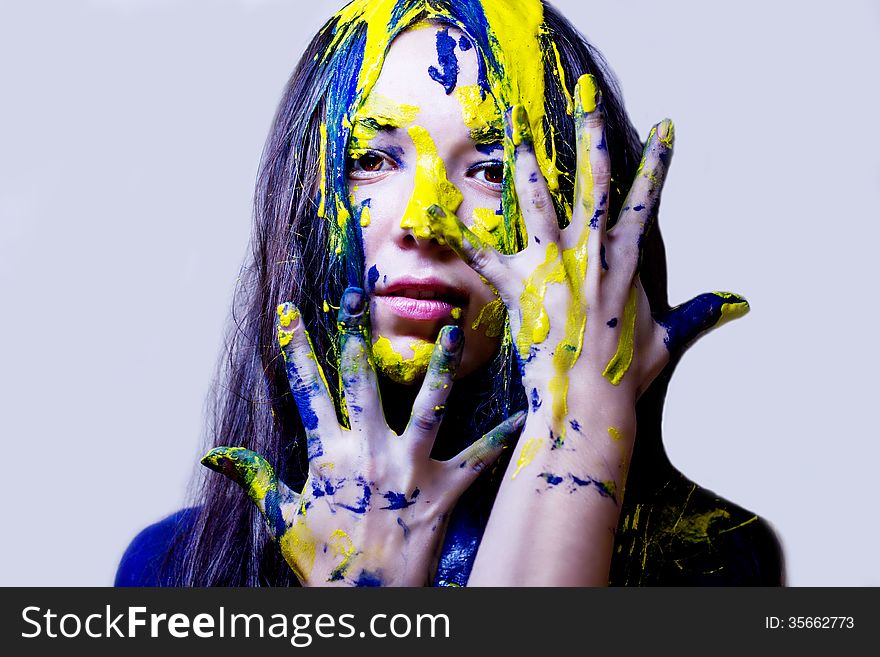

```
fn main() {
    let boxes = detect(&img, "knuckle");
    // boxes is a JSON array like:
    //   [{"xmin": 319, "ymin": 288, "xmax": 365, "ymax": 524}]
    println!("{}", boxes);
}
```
[{"xmin": 410, "ymin": 409, "xmax": 438, "ymax": 434}]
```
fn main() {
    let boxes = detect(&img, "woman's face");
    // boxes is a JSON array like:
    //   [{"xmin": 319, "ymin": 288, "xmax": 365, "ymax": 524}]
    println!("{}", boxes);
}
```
[{"xmin": 349, "ymin": 24, "xmax": 505, "ymax": 383}]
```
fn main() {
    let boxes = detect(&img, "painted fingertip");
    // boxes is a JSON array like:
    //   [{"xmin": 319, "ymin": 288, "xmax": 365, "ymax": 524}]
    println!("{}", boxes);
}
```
[
  {"xmin": 574, "ymin": 73, "xmax": 601, "ymax": 114},
  {"xmin": 508, "ymin": 104, "xmax": 532, "ymax": 147},
  {"xmin": 276, "ymin": 302, "xmax": 301, "ymax": 329},
  {"xmin": 657, "ymin": 118, "xmax": 675, "ymax": 148},
  {"xmin": 439, "ymin": 324, "xmax": 464, "ymax": 352},
  {"xmin": 510, "ymin": 409, "xmax": 528, "ymax": 430},
  {"xmin": 716, "ymin": 292, "xmax": 749, "ymax": 325},
  {"xmin": 339, "ymin": 286, "xmax": 365, "ymax": 317}
]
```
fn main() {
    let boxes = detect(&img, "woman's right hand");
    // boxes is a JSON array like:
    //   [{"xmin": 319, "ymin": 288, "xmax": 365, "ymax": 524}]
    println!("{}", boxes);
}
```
[{"xmin": 201, "ymin": 287, "xmax": 525, "ymax": 586}]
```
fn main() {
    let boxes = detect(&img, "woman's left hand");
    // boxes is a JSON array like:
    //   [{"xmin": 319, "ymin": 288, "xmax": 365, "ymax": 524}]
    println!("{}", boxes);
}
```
[{"xmin": 432, "ymin": 74, "xmax": 749, "ymax": 585}]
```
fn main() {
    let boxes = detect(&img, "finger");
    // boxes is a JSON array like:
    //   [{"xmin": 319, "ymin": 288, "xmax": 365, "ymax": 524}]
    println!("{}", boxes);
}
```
[
  {"xmin": 567, "ymin": 74, "xmax": 611, "ymax": 290},
  {"xmin": 337, "ymin": 287, "xmax": 384, "ymax": 432},
  {"xmin": 659, "ymin": 291, "xmax": 749, "ymax": 354},
  {"xmin": 201, "ymin": 446, "xmax": 298, "ymax": 541},
  {"xmin": 277, "ymin": 302, "xmax": 338, "ymax": 461},
  {"xmin": 506, "ymin": 104, "xmax": 559, "ymax": 249},
  {"xmin": 425, "ymin": 203, "xmax": 509, "ymax": 296},
  {"xmin": 443, "ymin": 410, "xmax": 527, "ymax": 495},
  {"xmin": 609, "ymin": 118, "xmax": 674, "ymax": 284},
  {"xmin": 405, "ymin": 325, "xmax": 464, "ymax": 456}
]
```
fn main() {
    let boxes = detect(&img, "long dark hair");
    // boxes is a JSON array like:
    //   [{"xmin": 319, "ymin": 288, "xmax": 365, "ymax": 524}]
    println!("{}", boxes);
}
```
[{"xmin": 168, "ymin": 0, "xmax": 660, "ymax": 586}]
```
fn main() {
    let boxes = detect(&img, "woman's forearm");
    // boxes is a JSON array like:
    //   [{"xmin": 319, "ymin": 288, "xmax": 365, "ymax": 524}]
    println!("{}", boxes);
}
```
[{"xmin": 468, "ymin": 382, "xmax": 635, "ymax": 586}]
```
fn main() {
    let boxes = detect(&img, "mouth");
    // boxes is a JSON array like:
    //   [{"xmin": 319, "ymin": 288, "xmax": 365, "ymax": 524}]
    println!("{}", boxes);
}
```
[{"xmin": 376, "ymin": 278, "xmax": 468, "ymax": 321}]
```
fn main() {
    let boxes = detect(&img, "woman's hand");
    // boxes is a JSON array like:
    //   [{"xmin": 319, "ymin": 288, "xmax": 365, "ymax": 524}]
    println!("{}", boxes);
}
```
[
  {"xmin": 201, "ymin": 287, "xmax": 525, "ymax": 587},
  {"xmin": 430, "ymin": 74, "xmax": 749, "ymax": 585}
]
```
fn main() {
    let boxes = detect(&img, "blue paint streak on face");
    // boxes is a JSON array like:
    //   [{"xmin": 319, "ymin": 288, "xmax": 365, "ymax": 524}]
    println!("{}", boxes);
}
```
[
  {"xmin": 606, "ymin": 317, "xmax": 618, "ymax": 328},
  {"xmin": 353, "ymin": 570, "xmax": 383, "ymax": 587},
  {"xmin": 475, "ymin": 142, "xmax": 502, "ymax": 155},
  {"xmin": 530, "ymin": 387, "xmax": 542, "ymax": 412},
  {"xmin": 428, "ymin": 27, "xmax": 459, "ymax": 94},
  {"xmin": 539, "ymin": 472, "xmax": 563, "ymax": 485},
  {"xmin": 633, "ymin": 204, "xmax": 645, "ymax": 212},
  {"xmin": 660, "ymin": 292, "xmax": 739, "ymax": 353},
  {"xmin": 535, "ymin": 235, "xmax": 541, "ymax": 244},
  {"xmin": 411, "ymin": 487, "xmax": 420, "ymax": 500},
  {"xmin": 337, "ymin": 476, "xmax": 371, "ymax": 514},
  {"xmin": 600, "ymin": 243, "xmax": 608, "ymax": 270},
  {"xmin": 397, "ymin": 517, "xmax": 411, "ymax": 540},
  {"xmin": 458, "ymin": 35, "xmax": 472, "ymax": 51},
  {"xmin": 569, "ymin": 419, "xmax": 581, "ymax": 432},
  {"xmin": 367, "ymin": 264, "xmax": 379, "ymax": 292},
  {"xmin": 381, "ymin": 491, "xmax": 416, "ymax": 510},
  {"xmin": 263, "ymin": 488, "xmax": 287, "ymax": 539}
]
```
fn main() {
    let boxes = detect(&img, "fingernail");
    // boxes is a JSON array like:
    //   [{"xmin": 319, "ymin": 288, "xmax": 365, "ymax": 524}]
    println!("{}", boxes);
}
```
[
  {"xmin": 511, "ymin": 409, "xmax": 527, "ymax": 430},
  {"xmin": 508, "ymin": 104, "xmax": 532, "ymax": 147},
  {"xmin": 657, "ymin": 119, "xmax": 675, "ymax": 148},
  {"xmin": 574, "ymin": 74, "xmax": 601, "ymax": 114},
  {"xmin": 427, "ymin": 204, "xmax": 445, "ymax": 219},
  {"xmin": 339, "ymin": 287, "xmax": 365, "ymax": 317},
  {"xmin": 276, "ymin": 302, "xmax": 301, "ymax": 329},
  {"xmin": 440, "ymin": 325, "xmax": 464, "ymax": 351}
]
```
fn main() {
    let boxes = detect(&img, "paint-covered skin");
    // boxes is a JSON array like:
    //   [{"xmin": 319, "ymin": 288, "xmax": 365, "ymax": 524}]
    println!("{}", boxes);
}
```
[
  {"xmin": 460, "ymin": 73, "xmax": 752, "ymax": 584},
  {"xmin": 202, "ymin": 287, "xmax": 526, "ymax": 586}
]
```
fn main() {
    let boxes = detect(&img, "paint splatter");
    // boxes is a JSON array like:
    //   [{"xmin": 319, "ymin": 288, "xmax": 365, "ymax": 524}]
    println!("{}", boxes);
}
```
[{"xmin": 428, "ymin": 27, "xmax": 459, "ymax": 94}]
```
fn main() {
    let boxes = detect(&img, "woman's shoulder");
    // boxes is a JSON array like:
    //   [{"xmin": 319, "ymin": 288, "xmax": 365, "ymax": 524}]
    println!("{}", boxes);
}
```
[
  {"xmin": 611, "ymin": 474, "xmax": 786, "ymax": 586},
  {"xmin": 114, "ymin": 507, "xmax": 200, "ymax": 587}
]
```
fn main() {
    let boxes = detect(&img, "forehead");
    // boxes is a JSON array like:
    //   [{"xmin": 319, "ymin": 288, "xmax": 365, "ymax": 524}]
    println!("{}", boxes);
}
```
[{"xmin": 368, "ymin": 24, "xmax": 482, "ymax": 105}]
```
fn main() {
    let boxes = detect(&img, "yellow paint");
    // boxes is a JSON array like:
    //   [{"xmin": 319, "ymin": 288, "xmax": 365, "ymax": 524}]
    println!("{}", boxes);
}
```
[
  {"xmin": 321, "ymin": 0, "xmax": 569, "ymax": 244},
  {"xmin": 276, "ymin": 304, "xmax": 301, "ymax": 348},
  {"xmin": 399, "ymin": 125, "xmax": 464, "ymax": 241},
  {"xmin": 511, "ymin": 437, "xmax": 543, "ymax": 479},
  {"xmin": 509, "ymin": 104, "xmax": 532, "ymax": 146},
  {"xmin": 453, "ymin": 84, "xmax": 501, "ymax": 137},
  {"xmin": 603, "ymin": 286, "xmax": 638, "ymax": 385},
  {"xmin": 471, "ymin": 298, "xmax": 506, "ymax": 338},
  {"xmin": 516, "ymin": 242, "xmax": 565, "ymax": 356},
  {"xmin": 371, "ymin": 335, "xmax": 433, "ymax": 384},
  {"xmin": 469, "ymin": 206, "xmax": 505, "ymax": 251},
  {"xmin": 575, "ymin": 73, "xmax": 599, "ymax": 114},
  {"xmin": 450, "ymin": 307, "xmax": 462, "ymax": 319},
  {"xmin": 318, "ymin": 122, "xmax": 328, "ymax": 218},
  {"xmin": 279, "ymin": 521, "xmax": 317, "ymax": 582},
  {"xmin": 359, "ymin": 203, "xmax": 371, "ymax": 227},
  {"xmin": 550, "ymin": 41, "xmax": 573, "ymax": 115},
  {"xmin": 607, "ymin": 426, "xmax": 622, "ymax": 442},
  {"xmin": 322, "ymin": 300, "xmax": 330, "ymax": 313},
  {"xmin": 327, "ymin": 529, "xmax": 357, "ymax": 582},
  {"xmin": 657, "ymin": 118, "xmax": 675, "ymax": 149},
  {"xmin": 716, "ymin": 293, "xmax": 749, "ymax": 326}
]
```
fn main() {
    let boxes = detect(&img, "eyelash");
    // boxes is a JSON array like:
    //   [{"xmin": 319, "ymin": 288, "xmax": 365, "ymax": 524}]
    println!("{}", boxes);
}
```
[
  {"xmin": 347, "ymin": 150, "xmax": 399, "ymax": 180},
  {"xmin": 346, "ymin": 150, "xmax": 504, "ymax": 190},
  {"xmin": 467, "ymin": 160, "xmax": 504, "ymax": 189}
]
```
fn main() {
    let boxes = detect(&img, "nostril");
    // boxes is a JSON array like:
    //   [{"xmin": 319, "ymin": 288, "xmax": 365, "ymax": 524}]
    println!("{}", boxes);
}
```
[{"xmin": 402, "ymin": 233, "xmax": 418, "ymax": 246}]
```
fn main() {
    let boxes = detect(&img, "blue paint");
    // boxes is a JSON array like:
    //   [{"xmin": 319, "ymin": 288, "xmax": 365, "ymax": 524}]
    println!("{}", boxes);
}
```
[
  {"xmin": 530, "ymin": 387, "xmax": 542, "ymax": 412},
  {"xmin": 534, "ymin": 235, "xmax": 541, "ymax": 244},
  {"xmin": 570, "ymin": 474, "xmax": 617, "ymax": 503},
  {"xmin": 397, "ymin": 517, "xmax": 411, "ymax": 540},
  {"xmin": 528, "ymin": 172, "xmax": 538, "ymax": 183},
  {"xmin": 458, "ymin": 35, "xmax": 472, "ymax": 51},
  {"xmin": 607, "ymin": 317, "xmax": 618, "ymax": 328},
  {"xmin": 539, "ymin": 472, "xmax": 563, "ymax": 485},
  {"xmin": 263, "ymin": 489, "xmax": 287, "ymax": 539},
  {"xmin": 367, "ymin": 264, "xmax": 380, "ymax": 292},
  {"xmin": 569, "ymin": 419, "xmax": 581, "ymax": 432},
  {"xmin": 353, "ymin": 570, "xmax": 383, "ymax": 587},
  {"xmin": 311, "ymin": 477, "xmax": 341, "ymax": 498},
  {"xmin": 659, "ymin": 292, "xmax": 746, "ymax": 353},
  {"xmin": 634, "ymin": 204, "xmax": 645, "ymax": 212},
  {"xmin": 428, "ymin": 28, "xmax": 459, "ymax": 94},
  {"xmin": 381, "ymin": 490, "xmax": 416, "ymax": 510},
  {"xmin": 337, "ymin": 476, "xmax": 371, "ymax": 514},
  {"xmin": 476, "ymin": 142, "xmax": 502, "ymax": 155}
]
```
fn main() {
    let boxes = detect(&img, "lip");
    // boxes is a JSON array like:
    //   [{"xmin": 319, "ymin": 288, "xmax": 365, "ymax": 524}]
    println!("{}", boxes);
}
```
[{"xmin": 375, "ymin": 277, "xmax": 468, "ymax": 321}]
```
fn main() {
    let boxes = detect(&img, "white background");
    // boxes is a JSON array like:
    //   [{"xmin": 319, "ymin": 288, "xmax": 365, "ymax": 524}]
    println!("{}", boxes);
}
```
[{"xmin": 1, "ymin": 0, "xmax": 877, "ymax": 586}]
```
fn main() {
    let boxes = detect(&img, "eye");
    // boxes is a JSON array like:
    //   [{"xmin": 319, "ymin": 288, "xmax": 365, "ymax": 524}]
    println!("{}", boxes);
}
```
[
  {"xmin": 347, "ymin": 150, "xmax": 397, "ymax": 180},
  {"xmin": 468, "ymin": 161, "xmax": 504, "ymax": 190}
]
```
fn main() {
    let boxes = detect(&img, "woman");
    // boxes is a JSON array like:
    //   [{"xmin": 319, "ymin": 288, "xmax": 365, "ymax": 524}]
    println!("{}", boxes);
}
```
[{"xmin": 116, "ymin": 0, "xmax": 784, "ymax": 587}]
